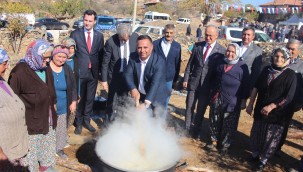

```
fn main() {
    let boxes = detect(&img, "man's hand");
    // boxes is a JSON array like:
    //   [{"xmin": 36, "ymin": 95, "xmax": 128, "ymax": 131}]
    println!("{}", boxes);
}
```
[
  {"xmin": 101, "ymin": 81, "xmax": 108, "ymax": 92},
  {"xmin": 131, "ymin": 89, "xmax": 140, "ymax": 103},
  {"xmin": 69, "ymin": 101, "xmax": 77, "ymax": 114},
  {"xmin": 183, "ymin": 82, "xmax": 188, "ymax": 89}
]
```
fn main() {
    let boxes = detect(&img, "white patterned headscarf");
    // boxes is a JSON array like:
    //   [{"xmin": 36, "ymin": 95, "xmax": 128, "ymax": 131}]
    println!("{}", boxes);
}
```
[{"xmin": 224, "ymin": 43, "xmax": 241, "ymax": 65}]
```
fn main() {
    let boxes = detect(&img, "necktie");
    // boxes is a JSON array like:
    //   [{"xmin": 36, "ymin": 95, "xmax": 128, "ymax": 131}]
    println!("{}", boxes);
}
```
[
  {"xmin": 122, "ymin": 43, "xmax": 128, "ymax": 71},
  {"xmin": 203, "ymin": 45, "xmax": 211, "ymax": 62},
  {"xmin": 87, "ymin": 31, "xmax": 92, "ymax": 68}
]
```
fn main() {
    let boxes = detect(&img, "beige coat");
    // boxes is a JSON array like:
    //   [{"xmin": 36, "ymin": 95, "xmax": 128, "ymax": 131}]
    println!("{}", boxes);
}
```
[{"xmin": 0, "ymin": 80, "xmax": 28, "ymax": 161}]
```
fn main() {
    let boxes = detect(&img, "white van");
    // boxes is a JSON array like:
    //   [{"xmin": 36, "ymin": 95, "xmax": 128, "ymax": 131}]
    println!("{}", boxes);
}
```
[
  {"xmin": 176, "ymin": 18, "xmax": 190, "ymax": 24},
  {"xmin": 219, "ymin": 26, "xmax": 272, "ymax": 43},
  {"xmin": 144, "ymin": 11, "xmax": 171, "ymax": 22}
]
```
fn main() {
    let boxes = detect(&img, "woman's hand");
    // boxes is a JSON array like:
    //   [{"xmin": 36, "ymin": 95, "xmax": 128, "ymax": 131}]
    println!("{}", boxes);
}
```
[
  {"xmin": 261, "ymin": 103, "xmax": 277, "ymax": 116},
  {"xmin": 69, "ymin": 101, "xmax": 77, "ymax": 114}
]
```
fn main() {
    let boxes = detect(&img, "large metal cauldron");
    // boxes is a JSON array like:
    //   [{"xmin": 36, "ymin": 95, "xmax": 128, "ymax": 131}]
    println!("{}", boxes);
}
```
[{"xmin": 100, "ymin": 157, "xmax": 178, "ymax": 172}]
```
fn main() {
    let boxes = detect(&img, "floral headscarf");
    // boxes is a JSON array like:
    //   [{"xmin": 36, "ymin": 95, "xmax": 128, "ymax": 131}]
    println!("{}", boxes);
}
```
[
  {"xmin": 61, "ymin": 37, "xmax": 76, "ymax": 57},
  {"xmin": 270, "ymin": 47, "xmax": 291, "ymax": 66},
  {"xmin": 22, "ymin": 39, "xmax": 54, "ymax": 71},
  {"xmin": 224, "ymin": 43, "xmax": 241, "ymax": 65},
  {"xmin": 267, "ymin": 47, "xmax": 291, "ymax": 85},
  {"xmin": 0, "ymin": 48, "xmax": 9, "ymax": 64}
]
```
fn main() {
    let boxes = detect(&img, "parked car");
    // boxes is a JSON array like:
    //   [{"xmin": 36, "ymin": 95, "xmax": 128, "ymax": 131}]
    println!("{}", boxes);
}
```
[
  {"xmin": 0, "ymin": 20, "xmax": 8, "ymax": 28},
  {"xmin": 176, "ymin": 18, "xmax": 190, "ymax": 24},
  {"xmin": 133, "ymin": 25, "xmax": 164, "ymax": 37},
  {"xmin": 34, "ymin": 18, "xmax": 69, "ymax": 30},
  {"xmin": 219, "ymin": 26, "xmax": 272, "ymax": 43},
  {"xmin": 95, "ymin": 15, "xmax": 116, "ymax": 32},
  {"xmin": 73, "ymin": 19, "xmax": 83, "ymax": 29}
]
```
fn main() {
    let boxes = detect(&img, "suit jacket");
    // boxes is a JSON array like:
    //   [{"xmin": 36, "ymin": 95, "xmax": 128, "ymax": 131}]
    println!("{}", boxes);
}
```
[
  {"xmin": 70, "ymin": 28, "xmax": 104, "ymax": 79},
  {"xmin": 184, "ymin": 41, "xmax": 225, "ymax": 92},
  {"xmin": 101, "ymin": 32, "xmax": 138, "ymax": 84},
  {"xmin": 153, "ymin": 38, "xmax": 181, "ymax": 83},
  {"xmin": 124, "ymin": 52, "xmax": 168, "ymax": 106},
  {"xmin": 235, "ymin": 41, "xmax": 263, "ymax": 91}
]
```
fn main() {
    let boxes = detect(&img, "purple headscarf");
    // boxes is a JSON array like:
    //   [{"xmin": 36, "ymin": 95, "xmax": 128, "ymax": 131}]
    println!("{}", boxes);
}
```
[{"xmin": 22, "ymin": 39, "xmax": 54, "ymax": 71}]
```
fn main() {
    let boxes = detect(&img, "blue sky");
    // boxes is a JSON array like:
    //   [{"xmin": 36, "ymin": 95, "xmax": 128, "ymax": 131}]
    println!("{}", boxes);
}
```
[{"xmin": 241, "ymin": 0, "xmax": 272, "ymax": 7}]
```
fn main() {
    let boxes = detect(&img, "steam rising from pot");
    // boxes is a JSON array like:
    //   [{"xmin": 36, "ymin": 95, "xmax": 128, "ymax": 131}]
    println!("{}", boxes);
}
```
[{"xmin": 95, "ymin": 106, "xmax": 182, "ymax": 171}]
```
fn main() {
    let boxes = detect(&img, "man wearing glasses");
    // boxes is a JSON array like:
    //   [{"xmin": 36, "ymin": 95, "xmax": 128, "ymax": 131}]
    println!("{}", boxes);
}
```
[{"xmin": 183, "ymin": 25, "xmax": 225, "ymax": 139}]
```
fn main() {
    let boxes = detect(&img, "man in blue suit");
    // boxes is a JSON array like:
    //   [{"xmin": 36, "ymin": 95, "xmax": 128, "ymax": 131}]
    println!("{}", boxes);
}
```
[
  {"xmin": 70, "ymin": 10, "xmax": 104, "ymax": 135},
  {"xmin": 124, "ymin": 35, "xmax": 168, "ymax": 111},
  {"xmin": 153, "ymin": 24, "xmax": 181, "ymax": 109}
]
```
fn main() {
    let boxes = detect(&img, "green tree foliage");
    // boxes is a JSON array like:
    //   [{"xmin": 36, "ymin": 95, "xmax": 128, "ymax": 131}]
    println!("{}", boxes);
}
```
[
  {"xmin": 51, "ymin": 0, "xmax": 86, "ymax": 18},
  {"xmin": 146, "ymin": 3, "xmax": 165, "ymax": 12},
  {"xmin": 7, "ymin": 15, "xmax": 28, "ymax": 54},
  {"xmin": 2, "ymin": 1, "xmax": 32, "ymax": 13}
]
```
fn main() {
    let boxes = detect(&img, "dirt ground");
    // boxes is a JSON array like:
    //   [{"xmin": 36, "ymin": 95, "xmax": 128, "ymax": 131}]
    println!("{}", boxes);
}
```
[
  {"xmin": 3, "ymin": 16, "xmax": 302, "ymax": 172},
  {"xmin": 55, "ymin": 92, "xmax": 303, "ymax": 172}
]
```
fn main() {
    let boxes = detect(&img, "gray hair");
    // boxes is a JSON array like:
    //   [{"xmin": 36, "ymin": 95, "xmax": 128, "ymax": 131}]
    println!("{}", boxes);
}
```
[
  {"xmin": 287, "ymin": 39, "xmax": 303, "ymax": 54},
  {"xmin": 164, "ymin": 24, "xmax": 176, "ymax": 32},
  {"xmin": 205, "ymin": 25, "xmax": 219, "ymax": 34},
  {"xmin": 117, "ymin": 23, "xmax": 132, "ymax": 37}
]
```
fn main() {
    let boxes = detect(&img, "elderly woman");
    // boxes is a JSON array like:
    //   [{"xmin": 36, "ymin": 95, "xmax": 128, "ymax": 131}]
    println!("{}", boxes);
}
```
[
  {"xmin": 8, "ymin": 40, "xmax": 57, "ymax": 172},
  {"xmin": 207, "ymin": 43, "xmax": 249, "ymax": 155},
  {"xmin": 0, "ymin": 48, "xmax": 28, "ymax": 171},
  {"xmin": 246, "ymin": 47, "xmax": 296, "ymax": 171},
  {"xmin": 50, "ymin": 45, "xmax": 77, "ymax": 160},
  {"xmin": 61, "ymin": 37, "xmax": 79, "ymax": 92}
]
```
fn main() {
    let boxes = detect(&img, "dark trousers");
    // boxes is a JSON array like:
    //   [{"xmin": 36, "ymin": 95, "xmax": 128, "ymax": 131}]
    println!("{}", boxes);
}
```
[
  {"xmin": 75, "ymin": 71, "xmax": 98, "ymax": 126},
  {"xmin": 185, "ymin": 90, "xmax": 199, "ymax": 130},
  {"xmin": 190, "ymin": 91, "xmax": 209, "ymax": 138},
  {"xmin": 107, "ymin": 73, "xmax": 129, "ymax": 114}
]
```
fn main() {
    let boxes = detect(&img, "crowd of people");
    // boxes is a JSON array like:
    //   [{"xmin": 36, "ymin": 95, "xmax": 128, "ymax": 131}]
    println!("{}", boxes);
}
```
[{"xmin": 0, "ymin": 9, "xmax": 302, "ymax": 172}]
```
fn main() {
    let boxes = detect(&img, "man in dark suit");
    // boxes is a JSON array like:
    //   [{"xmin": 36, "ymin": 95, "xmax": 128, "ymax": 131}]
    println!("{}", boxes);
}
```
[
  {"xmin": 153, "ymin": 24, "xmax": 181, "ymax": 109},
  {"xmin": 124, "ymin": 35, "xmax": 168, "ymax": 112},
  {"xmin": 101, "ymin": 23, "xmax": 138, "ymax": 118},
  {"xmin": 183, "ymin": 25, "xmax": 225, "ymax": 138},
  {"xmin": 70, "ymin": 10, "xmax": 104, "ymax": 135}
]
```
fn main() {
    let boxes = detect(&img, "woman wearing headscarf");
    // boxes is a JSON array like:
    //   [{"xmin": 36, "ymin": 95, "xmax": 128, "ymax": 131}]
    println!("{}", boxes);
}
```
[
  {"xmin": 50, "ymin": 45, "xmax": 77, "ymax": 160},
  {"xmin": 0, "ymin": 48, "xmax": 28, "ymax": 171},
  {"xmin": 206, "ymin": 43, "xmax": 249, "ymax": 155},
  {"xmin": 61, "ymin": 37, "xmax": 79, "ymax": 93},
  {"xmin": 246, "ymin": 47, "xmax": 297, "ymax": 171},
  {"xmin": 8, "ymin": 40, "xmax": 57, "ymax": 172}
]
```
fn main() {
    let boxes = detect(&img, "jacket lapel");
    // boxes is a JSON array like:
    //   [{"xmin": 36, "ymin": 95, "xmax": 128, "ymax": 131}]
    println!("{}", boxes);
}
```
[
  {"xmin": 90, "ymin": 31, "xmax": 98, "ymax": 54},
  {"xmin": 157, "ymin": 39, "xmax": 165, "ymax": 58},
  {"xmin": 80, "ymin": 29, "xmax": 89, "ymax": 54},
  {"xmin": 241, "ymin": 43, "xmax": 254, "ymax": 59},
  {"xmin": 135, "ymin": 57, "xmax": 141, "ymax": 82},
  {"xmin": 144, "ymin": 53, "xmax": 154, "ymax": 84}
]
